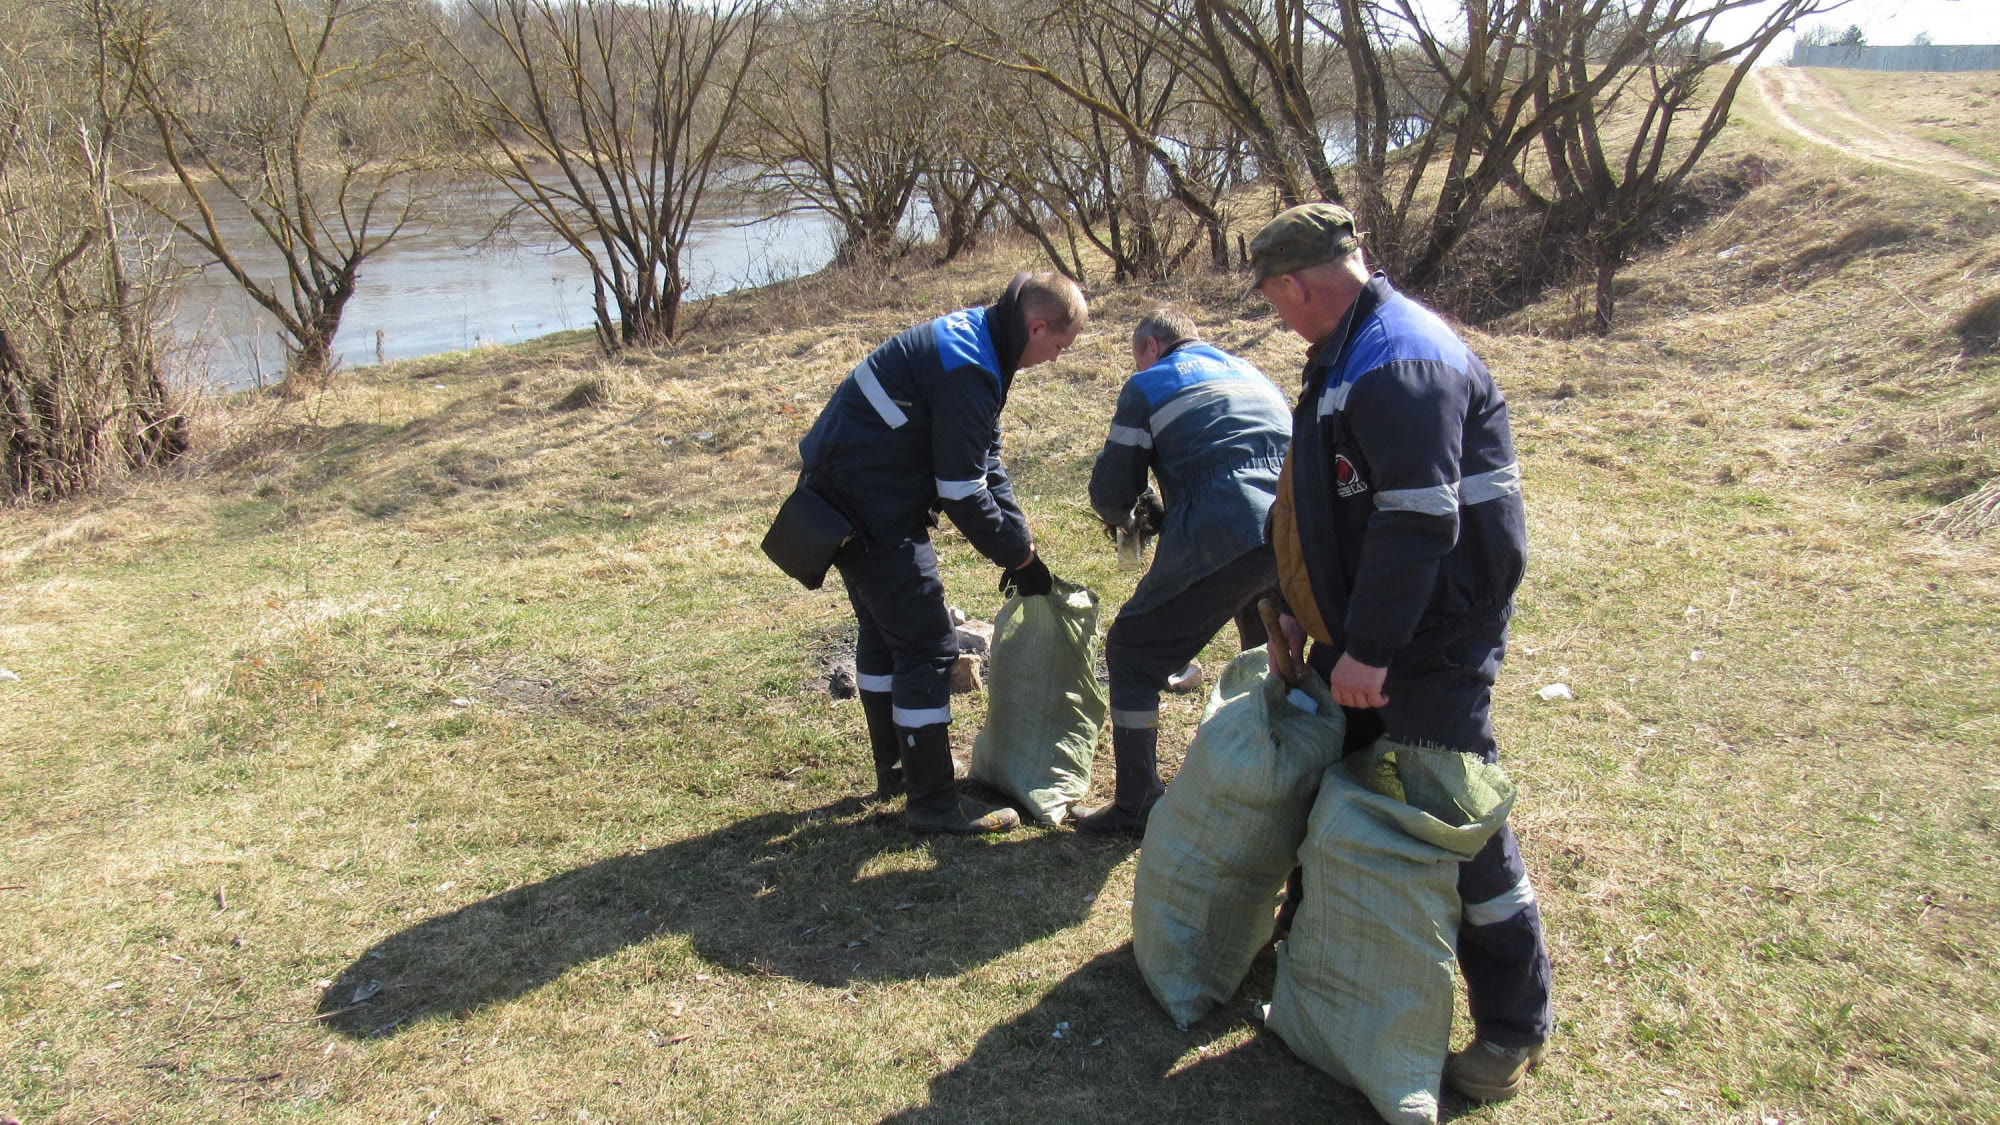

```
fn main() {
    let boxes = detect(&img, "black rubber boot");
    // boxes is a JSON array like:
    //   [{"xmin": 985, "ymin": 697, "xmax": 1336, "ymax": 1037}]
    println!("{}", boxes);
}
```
[
  {"xmin": 1074, "ymin": 726, "xmax": 1163, "ymax": 836},
  {"xmin": 859, "ymin": 690, "xmax": 903, "ymax": 801},
  {"xmin": 900, "ymin": 723, "xmax": 1019, "ymax": 835}
]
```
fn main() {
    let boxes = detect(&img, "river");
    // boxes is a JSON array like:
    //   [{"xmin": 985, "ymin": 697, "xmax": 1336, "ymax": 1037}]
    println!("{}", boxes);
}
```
[{"xmin": 168, "ymin": 182, "xmax": 843, "ymax": 391}]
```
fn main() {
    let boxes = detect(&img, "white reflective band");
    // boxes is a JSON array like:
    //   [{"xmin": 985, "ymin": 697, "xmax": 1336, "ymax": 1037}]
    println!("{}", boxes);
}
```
[
  {"xmin": 1107, "ymin": 424, "xmax": 1153, "ymax": 449},
  {"xmin": 1375, "ymin": 481, "xmax": 1461, "ymax": 517},
  {"xmin": 1149, "ymin": 382, "xmax": 1231, "ymax": 435},
  {"xmin": 1110, "ymin": 708, "xmax": 1159, "ymax": 729},
  {"xmin": 1463, "ymin": 874, "xmax": 1537, "ymax": 927},
  {"xmin": 935, "ymin": 477, "xmax": 986, "ymax": 501},
  {"xmin": 1462, "ymin": 461, "xmax": 1522, "ymax": 504},
  {"xmin": 892, "ymin": 704, "xmax": 951, "ymax": 727},
  {"xmin": 852, "ymin": 364, "xmax": 908, "ymax": 429},
  {"xmin": 857, "ymin": 672, "xmax": 895, "ymax": 693},
  {"xmin": 1317, "ymin": 379, "xmax": 1353, "ymax": 418}
]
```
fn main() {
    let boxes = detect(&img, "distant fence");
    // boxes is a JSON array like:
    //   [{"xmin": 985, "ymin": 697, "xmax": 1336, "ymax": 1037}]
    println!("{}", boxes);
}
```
[{"xmin": 1791, "ymin": 44, "xmax": 2000, "ymax": 71}]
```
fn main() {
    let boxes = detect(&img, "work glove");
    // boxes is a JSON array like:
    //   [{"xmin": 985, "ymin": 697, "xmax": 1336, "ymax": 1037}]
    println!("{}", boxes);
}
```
[
  {"xmin": 1101, "ymin": 488, "xmax": 1167, "ymax": 543},
  {"xmin": 1133, "ymin": 488, "xmax": 1166, "ymax": 539},
  {"xmin": 998, "ymin": 554, "xmax": 1055, "ymax": 598}
]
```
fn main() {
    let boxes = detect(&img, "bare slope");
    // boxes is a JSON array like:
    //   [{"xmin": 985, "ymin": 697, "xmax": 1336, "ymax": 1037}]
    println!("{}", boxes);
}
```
[
  {"xmin": 2, "ymin": 101, "xmax": 1998, "ymax": 1124},
  {"xmin": 1754, "ymin": 66, "xmax": 2000, "ymax": 197}
]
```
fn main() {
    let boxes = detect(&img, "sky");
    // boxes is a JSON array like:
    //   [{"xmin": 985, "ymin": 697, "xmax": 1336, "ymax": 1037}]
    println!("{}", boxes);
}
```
[{"xmin": 1711, "ymin": 0, "xmax": 2000, "ymax": 53}]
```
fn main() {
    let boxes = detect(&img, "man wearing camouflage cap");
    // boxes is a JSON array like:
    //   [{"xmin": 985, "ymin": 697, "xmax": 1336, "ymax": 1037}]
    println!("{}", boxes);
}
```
[{"xmin": 1250, "ymin": 203, "xmax": 1553, "ymax": 1103}]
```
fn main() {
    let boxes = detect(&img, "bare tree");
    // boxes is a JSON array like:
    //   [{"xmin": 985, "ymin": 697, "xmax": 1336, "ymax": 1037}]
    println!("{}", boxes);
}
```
[
  {"xmin": 1, "ymin": 5, "xmax": 185, "ymax": 501},
  {"xmin": 985, "ymin": 1, "xmax": 1205, "ymax": 281},
  {"xmin": 1121, "ymin": 0, "xmax": 1352, "ymax": 208},
  {"xmin": 923, "ymin": 140, "xmax": 1005, "ymax": 263},
  {"xmin": 106, "ymin": 0, "xmax": 432, "ymax": 390},
  {"xmin": 428, "ymin": 0, "xmax": 771, "ymax": 350},
  {"xmin": 917, "ymin": 0, "xmax": 1234, "ymax": 271},
  {"xmin": 1534, "ymin": 0, "xmax": 1832, "ymax": 332},
  {"xmin": 743, "ymin": 0, "xmax": 929, "ymax": 264}
]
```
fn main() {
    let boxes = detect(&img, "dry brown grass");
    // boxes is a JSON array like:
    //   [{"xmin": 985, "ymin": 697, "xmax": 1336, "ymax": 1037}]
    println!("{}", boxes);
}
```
[
  {"xmin": 1812, "ymin": 68, "xmax": 2000, "ymax": 168},
  {"xmin": 1957, "ymin": 291, "xmax": 2000, "ymax": 356},
  {"xmin": 3, "ymin": 93, "xmax": 1999, "ymax": 1125}
]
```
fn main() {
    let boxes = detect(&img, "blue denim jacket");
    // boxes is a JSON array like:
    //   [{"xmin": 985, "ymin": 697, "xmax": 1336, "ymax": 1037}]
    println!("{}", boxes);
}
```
[{"xmin": 1089, "ymin": 342, "xmax": 1292, "ymax": 615}]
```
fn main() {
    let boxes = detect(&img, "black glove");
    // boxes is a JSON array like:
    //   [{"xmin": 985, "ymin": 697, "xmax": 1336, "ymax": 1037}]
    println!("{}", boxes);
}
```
[
  {"xmin": 1134, "ymin": 488, "xmax": 1166, "ymax": 539},
  {"xmin": 1102, "ymin": 489, "xmax": 1167, "ymax": 543},
  {"xmin": 999, "ymin": 554, "xmax": 1055, "ymax": 598}
]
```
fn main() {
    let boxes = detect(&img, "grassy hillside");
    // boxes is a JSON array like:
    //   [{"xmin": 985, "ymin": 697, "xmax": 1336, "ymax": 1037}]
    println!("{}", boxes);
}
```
[{"xmin": 3, "ymin": 81, "xmax": 1997, "ymax": 1124}]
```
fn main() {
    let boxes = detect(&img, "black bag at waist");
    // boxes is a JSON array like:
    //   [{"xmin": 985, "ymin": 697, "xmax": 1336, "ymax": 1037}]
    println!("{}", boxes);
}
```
[{"xmin": 761, "ymin": 475, "xmax": 855, "ymax": 591}]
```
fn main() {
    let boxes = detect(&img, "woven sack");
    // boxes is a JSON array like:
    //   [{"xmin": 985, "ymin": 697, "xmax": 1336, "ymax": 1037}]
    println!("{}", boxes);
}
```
[
  {"xmin": 969, "ymin": 579, "xmax": 1108, "ymax": 823},
  {"xmin": 1132, "ymin": 646, "xmax": 1345, "ymax": 1027},
  {"xmin": 1265, "ymin": 739, "xmax": 1516, "ymax": 1125}
]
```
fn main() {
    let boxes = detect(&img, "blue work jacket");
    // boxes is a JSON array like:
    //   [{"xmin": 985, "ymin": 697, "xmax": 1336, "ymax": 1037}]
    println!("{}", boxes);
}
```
[
  {"xmin": 799, "ymin": 306, "xmax": 1031, "ymax": 566},
  {"xmin": 1089, "ymin": 341, "xmax": 1292, "ymax": 615},
  {"xmin": 1282, "ymin": 274, "xmax": 1527, "ymax": 666}
]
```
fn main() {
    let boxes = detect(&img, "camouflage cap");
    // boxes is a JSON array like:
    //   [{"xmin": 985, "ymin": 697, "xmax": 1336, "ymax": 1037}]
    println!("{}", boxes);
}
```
[{"xmin": 1246, "ymin": 203, "xmax": 1360, "ymax": 290}]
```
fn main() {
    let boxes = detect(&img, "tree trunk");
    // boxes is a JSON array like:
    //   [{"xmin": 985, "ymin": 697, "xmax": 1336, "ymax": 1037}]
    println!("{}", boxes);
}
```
[{"xmin": 1592, "ymin": 237, "xmax": 1620, "ymax": 335}]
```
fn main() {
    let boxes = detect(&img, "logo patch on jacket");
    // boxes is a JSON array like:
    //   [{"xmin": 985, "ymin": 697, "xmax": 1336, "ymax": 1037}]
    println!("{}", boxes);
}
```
[{"xmin": 1334, "ymin": 454, "xmax": 1368, "ymax": 498}]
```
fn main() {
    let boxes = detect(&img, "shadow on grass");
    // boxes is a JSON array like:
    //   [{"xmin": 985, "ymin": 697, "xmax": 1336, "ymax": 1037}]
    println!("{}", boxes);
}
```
[
  {"xmin": 315, "ymin": 795, "xmax": 1137, "ymax": 1037},
  {"xmin": 881, "ymin": 944, "xmax": 1456, "ymax": 1125}
]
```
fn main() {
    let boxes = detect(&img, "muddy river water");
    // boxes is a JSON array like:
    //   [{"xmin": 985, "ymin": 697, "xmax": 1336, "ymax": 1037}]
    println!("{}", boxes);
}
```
[{"xmin": 168, "ymin": 183, "xmax": 842, "ymax": 391}]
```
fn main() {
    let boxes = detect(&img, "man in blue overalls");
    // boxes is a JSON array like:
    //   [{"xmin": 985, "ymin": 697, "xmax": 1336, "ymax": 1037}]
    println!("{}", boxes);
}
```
[
  {"xmin": 799, "ymin": 272, "xmax": 1087, "ymax": 835},
  {"xmin": 1075, "ymin": 310, "xmax": 1292, "ymax": 836},
  {"xmin": 1250, "ymin": 203, "xmax": 1552, "ymax": 1104}
]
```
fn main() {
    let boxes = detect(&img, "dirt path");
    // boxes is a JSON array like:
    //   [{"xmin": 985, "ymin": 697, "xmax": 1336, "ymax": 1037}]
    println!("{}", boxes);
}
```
[{"xmin": 1754, "ymin": 66, "xmax": 2000, "ymax": 198}]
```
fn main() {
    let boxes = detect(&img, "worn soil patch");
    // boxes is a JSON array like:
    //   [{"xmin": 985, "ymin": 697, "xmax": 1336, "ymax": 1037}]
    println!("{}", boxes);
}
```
[{"xmin": 1754, "ymin": 66, "xmax": 2000, "ymax": 198}]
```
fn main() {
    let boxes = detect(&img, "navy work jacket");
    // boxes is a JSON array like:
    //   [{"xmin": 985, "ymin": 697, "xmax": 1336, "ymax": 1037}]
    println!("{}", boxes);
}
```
[
  {"xmin": 1090, "ymin": 341, "xmax": 1291, "ymax": 615},
  {"xmin": 799, "ymin": 306, "xmax": 1031, "ymax": 566},
  {"xmin": 1289, "ymin": 274, "xmax": 1527, "ymax": 666}
]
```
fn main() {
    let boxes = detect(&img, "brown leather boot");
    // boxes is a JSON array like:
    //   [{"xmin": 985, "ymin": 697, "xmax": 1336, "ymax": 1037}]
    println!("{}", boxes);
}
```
[{"xmin": 1444, "ymin": 1039, "xmax": 1546, "ymax": 1102}]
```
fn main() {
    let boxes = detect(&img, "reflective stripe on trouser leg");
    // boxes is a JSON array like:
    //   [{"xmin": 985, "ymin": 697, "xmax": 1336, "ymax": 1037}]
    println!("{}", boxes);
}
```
[
  {"xmin": 1371, "ymin": 622, "xmax": 1550, "ymax": 1047},
  {"xmin": 1109, "ymin": 708, "xmax": 1159, "ymax": 729},
  {"xmin": 1457, "ymin": 823, "xmax": 1553, "ymax": 1047},
  {"xmin": 848, "ymin": 583, "xmax": 895, "ymax": 693},
  {"xmin": 834, "ymin": 531, "xmax": 957, "ymax": 732}
]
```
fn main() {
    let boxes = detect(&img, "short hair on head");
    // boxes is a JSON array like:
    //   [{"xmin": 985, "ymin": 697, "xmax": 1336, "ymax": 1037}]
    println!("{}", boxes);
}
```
[
  {"xmin": 1132, "ymin": 308, "xmax": 1198, "ymax": 353},
  {"xmin": 1018, "ymin": 272, "xmax": 1087, "ymax": 330}
]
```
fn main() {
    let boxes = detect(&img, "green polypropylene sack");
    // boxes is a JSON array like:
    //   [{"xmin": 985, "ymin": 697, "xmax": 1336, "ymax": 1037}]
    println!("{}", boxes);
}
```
[
  {"xmin": 1265, "ymin": 738, "xmax": 1517, "ymax": 1125},
  {"xmin": 1132, "ymin": 647, "xmax": 1346, "ymax": 1028},
  {"xmin": 969, "ymin": 579, "xmax": 1108, "ymax": 824}
]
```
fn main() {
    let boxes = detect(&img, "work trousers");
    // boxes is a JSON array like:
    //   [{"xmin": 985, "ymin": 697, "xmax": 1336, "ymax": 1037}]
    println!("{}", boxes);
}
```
[
  {"xmin": 1302, "ymin": 620, "xmax": 1554, "ymax": 1049},
  {"xmin": 834, "ymin": 533, "xmax": 957, "ymax": 728},
  {"xmin": 1104, "ymin": 545, "xmax": 1278, "ymax": 728}
]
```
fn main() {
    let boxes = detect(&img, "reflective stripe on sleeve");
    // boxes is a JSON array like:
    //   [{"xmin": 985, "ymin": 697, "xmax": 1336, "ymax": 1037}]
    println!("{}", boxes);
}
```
[
  {"xmin": 1107, "ymin": 424, "xmax": 1153, "ymax": 449},
  {"xmin": 1462, "ymin": 460, "xmax": 1522, "ymax": 504},
  {"xmin": 935, "ymin": 477, "xmax": 987, "ymax": 501},
  {"xmin": 1463, "ymin": 873, "xmax": 1537, "ymax": 927},
  {"xmin": 857, "ymin": 672, "xmax": 895, "ymax": 694},
  {"xmin": 1110, "ymin": 708, "xmax": 1160, "ymax": 729},
  {"xmin": 1374, "ymin": 480, "xmax": 1461, "ymax": 517},
  {"xmin": 892, "ymin": 704, "xmax": 951, "ymax": 727},
  {"xmin": 852, "ymin": 364, "xmax": 909, "ymax": 429}
]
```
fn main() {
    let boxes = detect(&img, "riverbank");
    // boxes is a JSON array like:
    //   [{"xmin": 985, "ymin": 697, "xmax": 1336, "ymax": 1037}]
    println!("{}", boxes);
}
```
[
  {"xmin": 168, "ymin": 181, "xmax": 847, "ymax": 392},
  {"xmin": 5, "ymin": 92, "xmax": 1999, "ymax": 1124}
]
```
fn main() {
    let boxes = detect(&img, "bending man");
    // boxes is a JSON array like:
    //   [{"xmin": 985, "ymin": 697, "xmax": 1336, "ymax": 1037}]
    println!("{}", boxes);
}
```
[
  {"xmin": 1076, "ymin": 309, "xmax": 1291, "ymax": 835},
  {"xmin": 799, "ymin": 272, "xmax": 1086, "ymax": 835}
]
